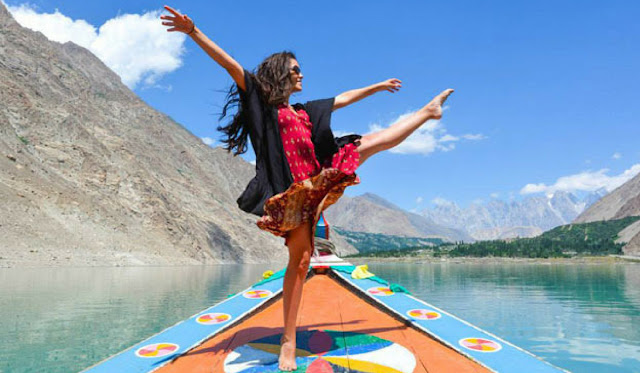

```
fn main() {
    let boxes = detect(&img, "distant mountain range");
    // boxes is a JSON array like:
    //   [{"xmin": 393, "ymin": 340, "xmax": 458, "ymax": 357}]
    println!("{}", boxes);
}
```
[
  {"xmin": 330, "ymin": 176, "xmax": 640, "ymax": 257},
  {"xmin": 324, "ymin": 193, "xmax": 473, "ymax": 242},
  {"xmin": 419, "ymin": 190, "xmax": 607, "ymax": 240},
  {"xmin": 326, "ymin": 189, "xmax": 606, "ymax": 243}
]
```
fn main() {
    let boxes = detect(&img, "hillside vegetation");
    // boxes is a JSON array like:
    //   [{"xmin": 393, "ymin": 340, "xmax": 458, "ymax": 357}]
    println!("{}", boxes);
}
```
[
  {"xmin": 346, "ymin": 217, "xmax": 640, "ymax": 258},
  {"xmin": 333, "ymin": 228, "xmax": 443, "ymax": 254}
]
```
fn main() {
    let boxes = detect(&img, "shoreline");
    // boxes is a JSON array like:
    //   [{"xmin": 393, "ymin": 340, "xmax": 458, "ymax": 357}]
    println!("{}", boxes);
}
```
[
  {"xmin": 346, "ymin": 255, "xmax": 640, "ymax": 264},
  {"xmin": 2, "ymin": 255, "xmax": 639, "ymax": 269}
]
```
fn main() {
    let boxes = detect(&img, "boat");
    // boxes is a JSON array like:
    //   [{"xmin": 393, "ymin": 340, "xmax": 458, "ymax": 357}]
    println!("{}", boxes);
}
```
[{"xmin": 82, "ymin": 213, "xmax": 569, "ymax": 372}]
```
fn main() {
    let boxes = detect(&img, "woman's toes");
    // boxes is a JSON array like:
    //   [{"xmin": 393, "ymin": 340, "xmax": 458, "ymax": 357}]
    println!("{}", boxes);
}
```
[
  {"xmin": 436, "ymin": 88, "xmax": 454, "ymax": 105},
  {"xmin": 424, "ymin": 88, "xmax": 455, "ymax": 119}
]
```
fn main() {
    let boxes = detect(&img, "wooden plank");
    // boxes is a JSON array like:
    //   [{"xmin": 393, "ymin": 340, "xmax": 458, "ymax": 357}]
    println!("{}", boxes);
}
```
[
  {"xmin": 297, "ymin": 272, "xmax": 351, "ymax": 371},
  {"xmin": 315, "ymin": 275, "xmax": 482, "ymax": 373}
]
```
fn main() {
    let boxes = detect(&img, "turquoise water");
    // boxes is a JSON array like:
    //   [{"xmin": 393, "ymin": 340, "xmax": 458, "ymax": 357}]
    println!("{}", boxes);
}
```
[{"xmin": 1, "ymin": 262, "xmax": 639, "ymax": 372}]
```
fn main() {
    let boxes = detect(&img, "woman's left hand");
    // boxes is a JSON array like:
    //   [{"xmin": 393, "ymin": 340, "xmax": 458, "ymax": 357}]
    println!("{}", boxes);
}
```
[{"xmin": 376, "ymin": 78, "xmax": 402, "ymax": 93}]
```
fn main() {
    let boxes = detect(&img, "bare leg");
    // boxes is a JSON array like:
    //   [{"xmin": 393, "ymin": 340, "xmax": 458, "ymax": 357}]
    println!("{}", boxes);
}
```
[
  {"xmin": 277, "ymin": 90, "xmax": 454, "ymax": 369},
  {"xmin": 356, "ymin": 88, "xmax": 454, "ymax": 166},
  {"xmin": 279, "ymin": 220, "xmax": 314, "ymax": 371}
]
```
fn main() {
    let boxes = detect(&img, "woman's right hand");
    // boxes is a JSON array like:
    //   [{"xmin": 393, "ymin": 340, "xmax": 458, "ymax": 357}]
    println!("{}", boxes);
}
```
[
  {"xmin": 160, "ymin": 5, "xmax": 194, "ymax": 34},
  {"xmin": 161, "ymin": 5, "xmax": 245, "ymax": 89}
]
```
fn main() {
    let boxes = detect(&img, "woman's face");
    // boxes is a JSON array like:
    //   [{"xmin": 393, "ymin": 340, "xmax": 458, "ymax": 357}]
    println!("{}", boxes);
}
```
[{"xmin": 289, "ymin": 59, "xmax": 303, "ymax": 93}]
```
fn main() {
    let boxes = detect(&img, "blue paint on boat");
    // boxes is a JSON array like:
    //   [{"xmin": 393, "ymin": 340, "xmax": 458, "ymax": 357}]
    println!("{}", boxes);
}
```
[
  {"xmin": 81, "ymin": 273, "xmax": 286, "ymax": 373},
  {"xmin": 331, "ymin": 266, "xmax": 569, "ymax": 373}
]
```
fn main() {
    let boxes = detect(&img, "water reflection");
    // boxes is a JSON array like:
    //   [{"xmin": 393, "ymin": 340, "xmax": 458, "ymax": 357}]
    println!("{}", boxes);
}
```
[
  {"xmin": 366, "ymin": 262, "xmax": 640, "ymax": 373},
  {"xmin": 0, "ymin": 265, "xmax": 267, "ymax": 373}
]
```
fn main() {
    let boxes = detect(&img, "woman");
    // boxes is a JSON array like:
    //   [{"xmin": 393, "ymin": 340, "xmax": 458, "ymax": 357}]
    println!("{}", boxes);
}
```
[{"xmin": 161, "ymin": 5, "xmax": 453, "ymax": 370}]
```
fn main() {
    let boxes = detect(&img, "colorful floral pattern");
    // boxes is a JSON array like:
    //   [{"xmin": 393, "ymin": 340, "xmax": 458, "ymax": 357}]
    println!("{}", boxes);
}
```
[
  {"xmin": 196, "ymin": 313, "xmax": 232, "ymax": 325},
  {"xmin": 243, "ymin": 289, "xmax": 273, "ymax": 299},
  {"xmin": 223, "ymin": 329, "xmax": 416, "ymax": 372},
  {"xmin": 459, "ymin": 337, "xmax": 502, "ymax": 352},
  {"xmin": 367, "ymin": 286, "xmax": 395, "ymax": 296},
  {"xmin": 135, "ymin": 343, "xmax": 179, "ymax": 358},
  {"xmin": 407, "ymin": 308, "xmax": 441, "ymax": 320}
]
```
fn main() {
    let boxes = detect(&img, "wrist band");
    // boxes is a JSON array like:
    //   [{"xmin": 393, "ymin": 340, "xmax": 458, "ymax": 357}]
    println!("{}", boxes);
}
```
[{"xmin": 187, "ymin": 23, "xmax": 195, "ymax": 35}]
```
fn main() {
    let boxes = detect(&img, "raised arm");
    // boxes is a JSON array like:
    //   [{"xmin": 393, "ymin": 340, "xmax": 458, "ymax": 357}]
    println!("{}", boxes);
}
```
[
  {"xmin": 333, "ymin": 78, "xmax": 402, "ymax": 111},
  {"xmin": 161, "ymin": 5, "xmax": 245, "ymax": 90}
]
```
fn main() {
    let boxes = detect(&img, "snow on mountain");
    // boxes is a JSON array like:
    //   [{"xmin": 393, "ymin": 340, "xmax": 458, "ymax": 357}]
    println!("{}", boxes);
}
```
[{"xmin": 420, "ymin": 190, "xmax": 606, "ymax": 240}]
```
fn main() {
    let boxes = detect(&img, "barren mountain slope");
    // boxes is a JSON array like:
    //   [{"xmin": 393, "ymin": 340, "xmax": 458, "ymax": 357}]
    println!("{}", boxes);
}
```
[
  {"xmin": 0, "ymin": 3, "xmax": 356, "ymax": 266},
  {"xmin": 574, "ymin": 173, "xmax": 640, "ymax": 224},
  {"xmin": 574, "ymin": 173, "xmax": 640, "ymax": 256}
]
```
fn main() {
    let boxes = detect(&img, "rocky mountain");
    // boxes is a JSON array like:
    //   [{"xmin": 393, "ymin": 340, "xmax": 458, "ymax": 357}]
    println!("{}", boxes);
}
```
[
  {"xmin": 419, "ymin": 190, "xmax": 606, "ymax": 240},
  {"xmin": 324, "ymin": 193, "xmax": 472, "ymax": 242},
  {"xmin": 575, "ymin": 174, "xmax": 640, "ymax": 223},
  {"xmin": 0, "ymin": 3, "xmax": 356, "ymax": 267},
  {"xmin": 575, "ymin": 173, "xmax": 640, "ymax": 256}
]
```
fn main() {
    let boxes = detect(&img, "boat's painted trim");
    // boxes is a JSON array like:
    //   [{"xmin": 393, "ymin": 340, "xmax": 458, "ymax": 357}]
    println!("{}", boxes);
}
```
[
  {"xmin": 82, "ymin": 260, "xmax": 570, "ymax": 373},
  {"xmin": 330, "ymin": 264, "xmax": 569, "ymax": 373},
  {"xmin": 80, "ymin": 270, "xmax": 288, "ymax": 373}
]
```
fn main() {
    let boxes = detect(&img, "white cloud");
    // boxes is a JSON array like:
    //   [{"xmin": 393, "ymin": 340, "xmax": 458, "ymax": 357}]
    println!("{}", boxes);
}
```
[
  {"xmin": 201, "ymin": 137, "xmax": 215, "ymax": 146},
  {"xmin": 7, "ymin": 3, "xmax": 98, "ymax": 45},
  {"xmin": 439, "ymin": 134, "xmax": 459, "ymax": 142},
  {"xmin": 521, "ymin": 183, "xmax": 547, "ymax": 194},
  {"xmin": 462, "ymin": 134, "xmax": 486, "ymax": 140},
  {"xmin": 415, "ymin": 196, "xmax": 423, "ymax": 204},
  {"xmin": 612, "ymin": 152, "xmax": 622, "ymax": 160},
  {"xmin": 490, "ymin": 192, "xmax": 500, "ymax": 198},
  {"xmin": 365, "ymin": 111, "xmax": 485, "ymax": 155},
  {"xmin": 249, "ymin": 159, "xmax": 256, "ymax": 166},
  {"xmin": 5, "ymin": 3, "xmax": 186, "ymax": 90},
  {"xmin": 520, "ymin": 163, "xmax": 640, "ymax": 196},
  {"xmin": 432, "ymin": 197, "xmax": 455, "ymax": 207}
]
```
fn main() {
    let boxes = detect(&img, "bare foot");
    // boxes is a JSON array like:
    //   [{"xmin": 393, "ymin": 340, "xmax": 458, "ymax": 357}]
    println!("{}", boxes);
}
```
[
  {"xmin": 423, "ymin": 88, "xmax": 454, "ymax": 119},
  {"xmin": 278, "ymin": 335, "xmax": 297, "ymax": 371}
]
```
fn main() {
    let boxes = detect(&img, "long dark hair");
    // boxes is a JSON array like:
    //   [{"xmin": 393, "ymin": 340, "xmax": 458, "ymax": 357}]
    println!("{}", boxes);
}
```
[{"xmin": 217, "ymin": 51, "xmax": 297, "ymax": 156}]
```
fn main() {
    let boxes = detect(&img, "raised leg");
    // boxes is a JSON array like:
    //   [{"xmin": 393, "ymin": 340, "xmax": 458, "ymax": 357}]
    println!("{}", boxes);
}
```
[
  {"xmin": 279, "ymin": 219, "xmax": 314, "ymax": 371},
  {"xmin": 356, "ymin": 88, "xmax": 454, "ymax": 166}
]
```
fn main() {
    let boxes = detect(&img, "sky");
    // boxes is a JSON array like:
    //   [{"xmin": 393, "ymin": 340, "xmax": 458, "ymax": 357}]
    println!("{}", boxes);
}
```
[{"xmin": 3, "ymin": 0, "xmax": 640, "ymax": 212}]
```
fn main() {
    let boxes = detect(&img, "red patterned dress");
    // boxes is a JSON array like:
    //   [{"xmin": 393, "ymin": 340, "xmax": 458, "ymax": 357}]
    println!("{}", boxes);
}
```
[{"xmin": 256, "ymin": 103, "xmax": 361, "ymax": 245}]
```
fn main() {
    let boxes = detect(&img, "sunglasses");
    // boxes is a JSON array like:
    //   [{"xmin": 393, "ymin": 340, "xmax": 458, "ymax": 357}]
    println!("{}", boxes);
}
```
[{"xmin": 291, "ymin": 65, "xmax": 302, "ymax": 75}]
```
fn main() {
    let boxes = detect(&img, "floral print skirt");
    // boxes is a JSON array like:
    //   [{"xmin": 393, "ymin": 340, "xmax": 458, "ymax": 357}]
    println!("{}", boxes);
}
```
[{"xmin": 256, "ymin": 140, "xmax": 361, "ymax": 248}]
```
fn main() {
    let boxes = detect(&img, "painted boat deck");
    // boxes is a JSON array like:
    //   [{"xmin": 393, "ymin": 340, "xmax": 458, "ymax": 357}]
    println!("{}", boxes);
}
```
[
  {"xmin": 82, "ymin": 258, "xmax": 567, "ymax": 372},
  {"xmin": 155, "ymin": 272, "xmax": 490, "ymax": 373}
]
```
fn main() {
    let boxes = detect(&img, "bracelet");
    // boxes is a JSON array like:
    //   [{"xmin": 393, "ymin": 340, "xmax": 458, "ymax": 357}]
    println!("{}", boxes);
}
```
[{"xmin": 187, "ymin": 23, "xmax": 195, "ymax": 35}]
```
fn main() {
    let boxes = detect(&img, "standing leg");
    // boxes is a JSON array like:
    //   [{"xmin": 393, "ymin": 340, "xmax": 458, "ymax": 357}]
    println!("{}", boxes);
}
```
[
  {"xmin": 279, "ymin": 219, "xmax": 314, "ymax": 371},
  {"xmin": 356, "ymin": 88, "xmax": 454, "ymax": 166}
]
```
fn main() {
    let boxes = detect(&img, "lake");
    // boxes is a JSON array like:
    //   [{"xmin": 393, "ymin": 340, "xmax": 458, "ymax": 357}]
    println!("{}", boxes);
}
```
[{"xmin": 1, "ymin": 261, "xmax": 639, "ymax": 372}]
